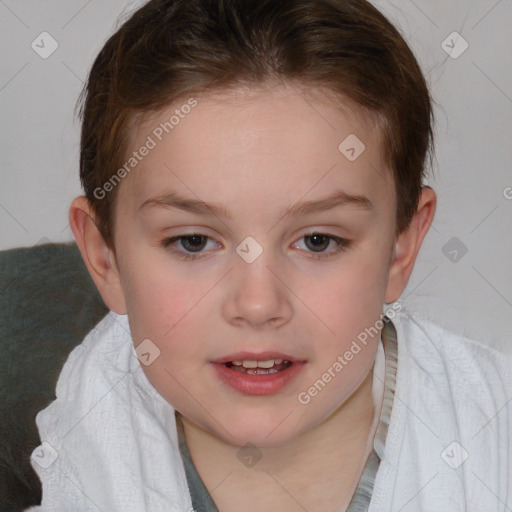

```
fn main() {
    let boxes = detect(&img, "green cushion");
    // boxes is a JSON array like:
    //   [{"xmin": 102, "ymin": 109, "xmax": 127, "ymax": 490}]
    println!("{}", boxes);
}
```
[{"xmin": 0, "ymin": 242, "xmax": 108, "ymax": 511}]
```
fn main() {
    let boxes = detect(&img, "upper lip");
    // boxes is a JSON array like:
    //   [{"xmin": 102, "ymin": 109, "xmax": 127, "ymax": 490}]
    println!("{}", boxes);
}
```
[{"xmin": 212, "ymin": 351, "xmax": 304, "ymax": 363}]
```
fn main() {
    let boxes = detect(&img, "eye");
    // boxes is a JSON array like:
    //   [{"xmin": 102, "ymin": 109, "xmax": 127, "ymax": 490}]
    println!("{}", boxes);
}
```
[
  {"xmin": 160, "ymin": 234, "xmax": 220, "ymax": 261},
  {"xmin": 292, "ymin": 232, "xmax": 351, "ymax": 260},
  {"xmin": 161, "ymin": 231, "xmax": 351, "ymax": 262}
]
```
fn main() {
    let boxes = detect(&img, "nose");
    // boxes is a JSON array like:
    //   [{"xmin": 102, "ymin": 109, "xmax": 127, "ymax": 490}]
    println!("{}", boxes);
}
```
[{"xmin": 222, "ymin": 247, "xmax": 293, "ymax": 330}]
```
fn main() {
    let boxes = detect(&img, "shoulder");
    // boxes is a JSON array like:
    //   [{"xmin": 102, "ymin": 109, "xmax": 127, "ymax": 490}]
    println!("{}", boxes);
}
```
[
  {"xmin": 391, "ymin": 307, "xmax": 511, "ymax": 388},
  {"xmin": 389, "ymin": 307, "xmax": 512, "ymax": 446},
  {"xmin": 388, "ymin": 307, "xmax": 512, "ymax": 449},
  {"xmin": 39, "ymin": 312, "xmax": 134, "ymax": 423},
  {"xmin": 372, "ymin": 309, "xmax": 512, "ymax": 509}
]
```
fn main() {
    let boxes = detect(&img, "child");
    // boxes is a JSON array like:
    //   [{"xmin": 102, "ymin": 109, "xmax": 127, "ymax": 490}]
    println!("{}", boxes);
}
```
[{"xmin": 28, "ymin": 0, "xmax": 512, "ymax": 510}]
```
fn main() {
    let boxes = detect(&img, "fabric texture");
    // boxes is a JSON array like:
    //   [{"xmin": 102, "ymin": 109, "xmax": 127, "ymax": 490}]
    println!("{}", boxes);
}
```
[
  {"xmin": 0, "ymin": 242, "xmax": 108, "ymax": 511},
  {"xmin": 26, "ymin": 308, "xmax": 512, "ymax": 511}
]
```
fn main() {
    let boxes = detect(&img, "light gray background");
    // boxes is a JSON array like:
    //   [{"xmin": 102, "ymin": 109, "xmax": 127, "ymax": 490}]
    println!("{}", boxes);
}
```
[{"xmin": 1, "ymin": 0, "xmax": 511, "ymax": 351}]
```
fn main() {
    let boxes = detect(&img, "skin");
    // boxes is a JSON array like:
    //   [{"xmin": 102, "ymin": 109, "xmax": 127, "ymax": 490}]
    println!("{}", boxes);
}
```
[{"xmin": 70, "ymin": 82, "xmax": 436, "ymax": 511}]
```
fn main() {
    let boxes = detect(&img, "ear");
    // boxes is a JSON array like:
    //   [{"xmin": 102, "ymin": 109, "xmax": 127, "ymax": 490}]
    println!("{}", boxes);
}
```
[
  {"xmin": 69, "ymin": 196, "xmax": 127, "ymax": 314},
  {"xmin": 385, "ymin": 186, "xmax": 437, "ymax": 303}
]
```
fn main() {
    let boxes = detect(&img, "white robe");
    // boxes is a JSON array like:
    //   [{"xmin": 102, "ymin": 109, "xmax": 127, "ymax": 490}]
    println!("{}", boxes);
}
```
[{"xmin": 26, "ymin": 309, "xmax": 512, "ymax": 511}]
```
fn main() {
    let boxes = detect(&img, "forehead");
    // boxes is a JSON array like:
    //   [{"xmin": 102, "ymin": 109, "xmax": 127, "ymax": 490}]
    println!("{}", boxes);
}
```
[{"xmin": 119, "ymin": 82, "xmax": 393, "ymax": 219}]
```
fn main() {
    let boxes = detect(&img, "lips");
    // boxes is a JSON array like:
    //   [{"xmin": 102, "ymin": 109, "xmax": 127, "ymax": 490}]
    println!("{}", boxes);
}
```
[
  {"xmin": 211, "ymin": 357, "xmax": 306, "ymax": 395},
  {"xmin": 210, "ymin": 351, "xmax": 307, "ymax": 394},
  {"xmin": 213, "ymin": 351, "xmax": 303, "ymax": 375},
  {"xmin": 225, "ymin": 359, "xmax": 292, "ymax": 375},
  {"xmin": 212, "ymin": 351, "xmax": 301, "ymax": 364}
]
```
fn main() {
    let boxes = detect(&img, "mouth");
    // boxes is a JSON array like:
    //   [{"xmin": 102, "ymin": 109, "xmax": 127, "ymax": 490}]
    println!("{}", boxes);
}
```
[
  {"xmin": 223, "ymin": 359, "xmax": 293, "ymax": 375},
  {"xmin": 211, "ymin": 352, "xmax": 306, "ymax": 395}
]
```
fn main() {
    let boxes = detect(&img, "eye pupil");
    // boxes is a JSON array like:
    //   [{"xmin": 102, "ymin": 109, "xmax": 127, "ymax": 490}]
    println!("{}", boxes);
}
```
[
  {"xmin": 181, "ymin": 234, "xmax": 207, "ymax": 252},
  {"xmin": 306, "ymin": 233, "xmax": 329, "ymax": 252}
]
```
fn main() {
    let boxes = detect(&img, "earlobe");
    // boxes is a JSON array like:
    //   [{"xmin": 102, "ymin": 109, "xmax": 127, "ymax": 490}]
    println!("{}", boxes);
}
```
[
  {"xmin": 384, "ymin": 186, "xmax": 437, "ymax": 304},
  {"xmin": 69, "ymin": 196, "xmax": 127, "ymax": 314}
]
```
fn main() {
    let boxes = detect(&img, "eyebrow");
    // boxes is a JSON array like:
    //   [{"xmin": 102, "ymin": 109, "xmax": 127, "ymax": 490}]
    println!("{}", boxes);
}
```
[{"xmin": 138, "ymin": 189, "xmax": 373, "ymax": 220}]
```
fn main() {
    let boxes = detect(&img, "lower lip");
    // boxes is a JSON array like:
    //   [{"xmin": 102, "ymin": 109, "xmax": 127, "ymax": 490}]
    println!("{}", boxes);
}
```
[{"xmin": 211, "ymin": 361, "xmax": 306, "ymax": 396}]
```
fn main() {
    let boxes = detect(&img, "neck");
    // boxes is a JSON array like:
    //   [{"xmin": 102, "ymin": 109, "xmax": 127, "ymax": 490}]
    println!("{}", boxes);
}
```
[{"xmin": 179, "ymin": 366, "xmax": 379, "ymax": 511}]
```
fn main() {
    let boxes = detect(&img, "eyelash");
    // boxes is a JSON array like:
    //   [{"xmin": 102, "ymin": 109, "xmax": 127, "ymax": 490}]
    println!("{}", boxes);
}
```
[{"xmin": 160, "ymin": 232, "xmax": 351, "ymax": 262}]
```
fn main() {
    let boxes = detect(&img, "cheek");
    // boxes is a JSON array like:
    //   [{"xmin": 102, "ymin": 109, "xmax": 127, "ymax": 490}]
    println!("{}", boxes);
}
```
[
  {"xmin": 309, "ymin": 250, "xmax": 390, "ymax": 334},
  {"xmin": 120, "ymin": 252, "xmax": 203, "ymax": 345},
  {"xmin": 122, "ymin": 265, "xmax": 207, "ymax": 405}
]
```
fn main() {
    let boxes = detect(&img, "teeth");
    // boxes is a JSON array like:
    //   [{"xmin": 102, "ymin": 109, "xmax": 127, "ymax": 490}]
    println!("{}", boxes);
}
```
[
  {"xmin": 225, "ymin": 359, "xmax": 292, "ymax": 371},
  {"xmin": 254, "ymin": 360, "xmax": 273, "ymax": 369},
  {"xmin": 227, "ymin": 359, "xmax": 294, "ymax": 375},
  {"xmin": 238, "ymin": 359, "xmax": 288, "ymax": 368},
  {"xmin": 246, "ymin": 368, "xmax": 280, "ymax": 375}
]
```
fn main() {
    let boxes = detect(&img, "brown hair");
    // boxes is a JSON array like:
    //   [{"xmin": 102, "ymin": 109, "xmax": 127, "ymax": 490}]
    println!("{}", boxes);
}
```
[{"xmin": 76, "ymin": 0, "xmax": 434, "ymax": 250}]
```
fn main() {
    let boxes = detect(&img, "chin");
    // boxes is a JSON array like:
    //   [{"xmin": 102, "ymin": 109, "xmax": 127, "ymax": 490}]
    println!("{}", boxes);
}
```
[{"xmin": 209, "ymin": 409, "xmax": 307, "ymax": 448}]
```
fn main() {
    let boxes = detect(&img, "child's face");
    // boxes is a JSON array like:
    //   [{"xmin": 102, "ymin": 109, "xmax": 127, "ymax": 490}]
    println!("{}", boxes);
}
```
[{"xmin": 110, "ymin": 83, "xmax": 399, "ymax": 447}]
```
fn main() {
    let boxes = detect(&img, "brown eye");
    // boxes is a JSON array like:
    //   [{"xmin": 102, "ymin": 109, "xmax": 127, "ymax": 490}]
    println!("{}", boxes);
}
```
[
  {"xmin": 304, "ymin": 233, "xmax": 331, "ymax": 252},
  {"xmin": 178, "ymin": 234, "xmax": 208, "ymax": 252},
  {"xmin": 293, "ymin": 232, "xmax": 351, "ymax": 260},
  {"xmin": 160, "ymin": 233, "xmax": 220, "ymax": 261}
]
